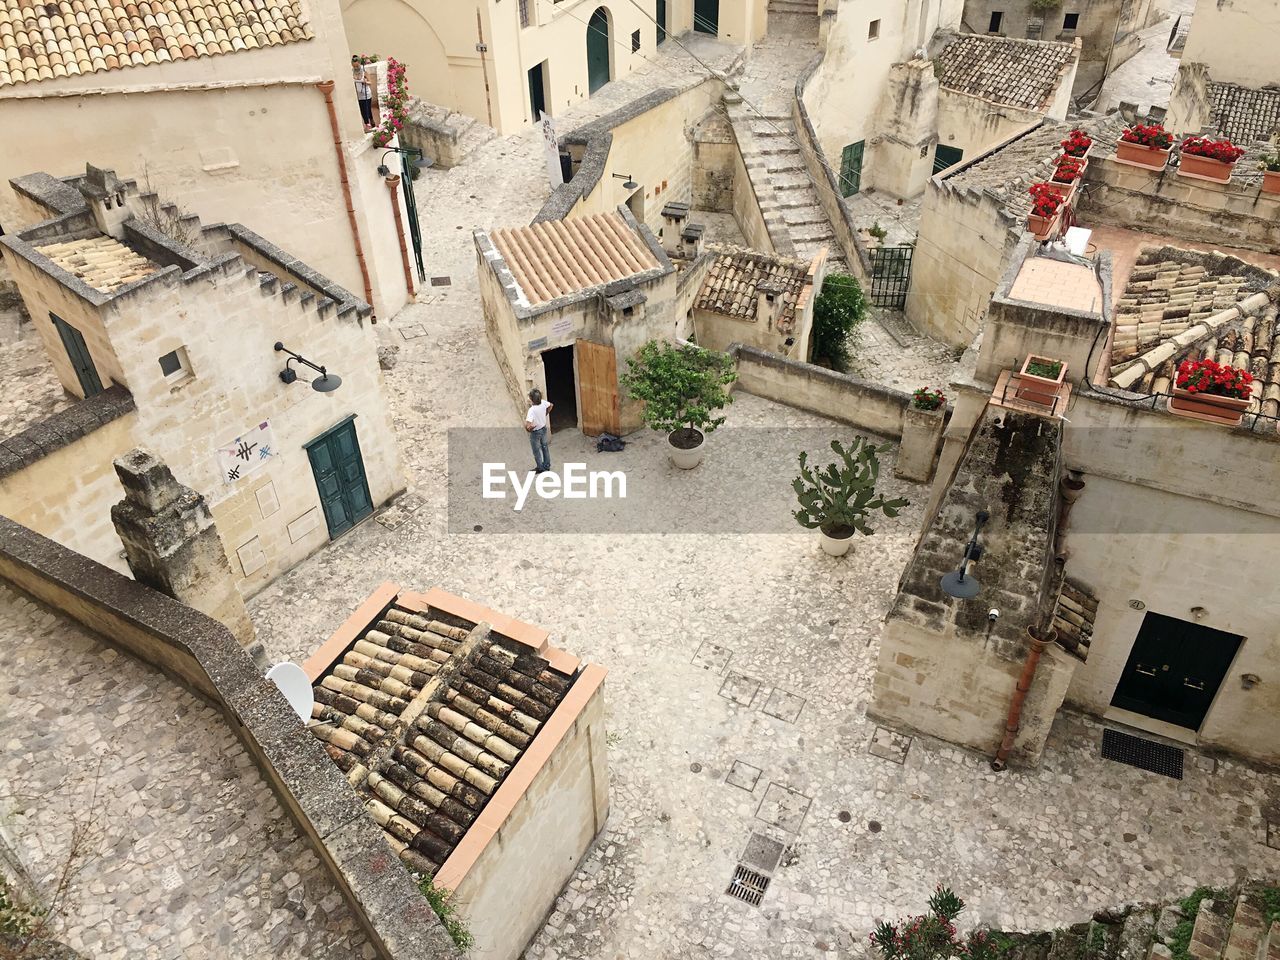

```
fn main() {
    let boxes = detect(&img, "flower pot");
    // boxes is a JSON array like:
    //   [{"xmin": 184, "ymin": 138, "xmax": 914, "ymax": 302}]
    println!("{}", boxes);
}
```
[
  {"xmin": 896, "ymin": 404, "xmax": 945, "ymax": 483},
  {"xmin": 1043, "ymin": 178, "xmax": 1079, "ymax": 201},
  {"xmin": 1027, "ymin": 209, "xmax": 1060, "ymax": 241},
  {"xmin": 819, "ymin": 525, "xmax": 854, "ymax": 557},
  {"xmin": 1178, "ymin": 153, "xmax": 1236, "ymax": 184},
  {"xmin": 1168, "ymin": 386, "xmax": 1252, "ymax": 426},
  {"xmin": 1016, "ymin": 355, "xmax": 1068, "ymax": 407},
  {"xmin": 668, "ymin": 428, "xmax": 705, "ymax": 469},
  {"xmin": 1261, "ymin": 170, "xmax": 1280, "ymax": 195},
  {"xmin": 1115, "ymin": 141, "xmax": 1169, "ymax": 170}
]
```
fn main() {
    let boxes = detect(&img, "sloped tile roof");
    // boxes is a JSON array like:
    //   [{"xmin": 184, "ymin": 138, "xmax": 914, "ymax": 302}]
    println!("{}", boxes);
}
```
[
  {"xmin": 309, "ymin": 604, "xmax": 574, "ymax": 878},
  {"xmin": 693, "ymin": 250, "xmax": 810, "ymax": 333},
  {"xmin": 933, "ymin": 35, "xmax": 1078, "ymax": 111},
  {"xmin": 1206, "ymin": 81, "xmax": 1280, "ymax": 147},
  {"xmin": 1052, "ymin": 579, "xmax": 1097, "ymax": 661},
  {"xmin": 37, "ymin": 235, "xmax": 158, "ymax": 291},
  {"xmin": 0, "ymin": 0, "xmax": 312, "ymax": 88},
  {"xmin": 490, "ymin": 212, "xmax": 661, "ymax": 306}
]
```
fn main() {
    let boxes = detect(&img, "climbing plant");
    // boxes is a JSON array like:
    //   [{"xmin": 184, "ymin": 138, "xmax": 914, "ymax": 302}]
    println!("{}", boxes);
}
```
[{"xmin": 372, "ymin": 57, "xmax": 410, "ymax": 148}]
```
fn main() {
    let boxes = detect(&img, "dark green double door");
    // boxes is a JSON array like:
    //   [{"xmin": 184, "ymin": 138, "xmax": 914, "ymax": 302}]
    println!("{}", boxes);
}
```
[
  {"xmin": 306, "ymin": 417, "xmax": 373, "ymax": 539},
  {"xmin": 1111, "ymin": 611, "xmax": 1242, "ymax": 730}
]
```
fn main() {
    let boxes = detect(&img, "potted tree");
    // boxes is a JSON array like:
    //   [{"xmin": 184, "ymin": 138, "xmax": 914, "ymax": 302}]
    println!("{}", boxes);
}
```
[
  {"xmin": 793, "ymin": 438, "xmax": 908, "ymax": 557},
  {"xmin": 1168, "ymin": 357, "xmax": 1254, "ymax": 426},
  {"xmin": 1027, "ymin": 183, "xmax": 1064, "ymax": 241},
  {"xmin": 1045, "ymin": 154, "xmax": 1087, "ymax": 200},
  {"xmin": 620, "ymin": 340, "xmax": 737, "ymax": 469},
  {"xmin": 1261, "ymin": 153, "xmax": 1280, "ymax": 196},
  {"xmin": 896, "ymin": 388, "xmax": 946, "ymax": 483},
  {"xmin": 1060, "ymin": 129, "xmax": 1093, "ymax": 159},
  {"xmin": 1178, "ymin": 136, "xmax": 1246, "ymax": 183},
  {"xmin": 1115, "ymin": 123, "xmax": 1173, "ymax": 170},
  {"xmin": 1016, "ymin": 355, "xmax": 1068, "ymax": 406}
]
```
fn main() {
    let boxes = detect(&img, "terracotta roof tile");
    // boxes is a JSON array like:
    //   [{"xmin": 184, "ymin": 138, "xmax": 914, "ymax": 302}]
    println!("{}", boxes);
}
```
[
  {"xmin": 36, "ymin": 234, "xmax": 158, "ymax": 291},
  {"xmin": 0, "ymin": 0, "xmax": 312, "ymax": 87},
  {"xmin": 933, "ymin": 34, "xmax": 1078, "ymax": 111},
  {"xmin": 1205, "ymin": 81, "xmax": 1280, "ymax": 147},
  {"xmin": 693, "ymin": 249, "xmax": 811, "ymax": 334}
]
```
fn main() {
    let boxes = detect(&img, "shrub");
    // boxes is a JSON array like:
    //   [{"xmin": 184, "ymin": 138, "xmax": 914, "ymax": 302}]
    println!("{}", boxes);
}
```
[
  {"xmin": 792, "ymin": 437, "xmax": 907, "ymax": 539},
  {"xmin": 620, "ymin": 340, "xmax": 737, "ymax": 445},
  {"xmin": 911, "ymin": 387, "xmax": 946, "ymax": 410},
  {"xmin": 811, "ymin": 273, "xmax": 867, "ymax": 372},
  {"xmin": 1260, "ymin": 153, "xmax": 1280, "ymax": 172},
  {"xmin": 870, "ymin": 886, "xmax": 996, "ymax": 960}
]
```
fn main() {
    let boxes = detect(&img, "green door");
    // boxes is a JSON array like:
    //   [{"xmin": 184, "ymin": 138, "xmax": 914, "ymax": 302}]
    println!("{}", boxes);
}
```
[
  {"xmin": 839, "ymin": 141, "xmax": 865, "ymax": 197},
  {"xmin": 694, "ymin": 0, "xmax": 718, "ymax": 34},
  {"xmin": 656, "ymin": 0, "xmax": 666, "ymax": 43},
  {"xmin": 933, "ymin": 144, "xmax": 964, "ymax": 174},
  {"xmin": 586, "ymin": 7, "xmax": 610, "ymax": 94},
  {"xmin": 50, "ymin": 313, "xmax": 103, "ymax": 397},
  {"xmin": 305, "ymin": 417, "xmax": 373, "ymax": 539}
]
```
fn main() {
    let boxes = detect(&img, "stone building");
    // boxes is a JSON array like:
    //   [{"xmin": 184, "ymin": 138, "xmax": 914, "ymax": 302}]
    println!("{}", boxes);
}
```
[
  {"xmin": 0, "ymin": 164, "xmax": 403, "ymax": 595},
  {"xmin": 339, "ymin": 0, "xmax": 766, "ymax": 136},
  {"xmin": 303, "ymin": 583, "xmax": 608, "ymax": 960},
  {"xmin": 0, "ymin": 0, "xmax": 414, "ymax": 318}
]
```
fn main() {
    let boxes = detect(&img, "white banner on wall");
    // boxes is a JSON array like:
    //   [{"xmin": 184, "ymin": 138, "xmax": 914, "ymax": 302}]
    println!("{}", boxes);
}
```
[
  {"xmin": 540, "ymin": 111, "xmax": 564, "ymax": 190},
  {"xmin": 215, "ymin": 421, "xmax": 276, "ymax": 485}
]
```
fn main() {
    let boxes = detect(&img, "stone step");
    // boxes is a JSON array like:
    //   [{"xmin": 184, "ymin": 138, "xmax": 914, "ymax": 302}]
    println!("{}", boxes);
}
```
[
  {"xmin": 1047, "ymin": 924, "xmax": 1092, "ymax": 960},
  {"xmin": 771, "ymin": 173, "xmax": 818, "ymax": 191},
  {"xmin": 1118, "ymin": 907, "xmax": 1159, "ymax": 960},
  {"xmin": 782, "ymin": 210, "xmax": 829, "ymax": 227},
  {"xmin": 769, "ymin": 0, "xmax": 819, "ymax": 14},
  {"xmin": 765, "ymin": 159, "xmax": 805, "ymax": 174},
  {"xmin": 1189, "ymin": 899, "xmax": 1233, "ymax": 960},
  {"xmin": 1224, "ymin": 886, "xmax": 1269, "ymax": 960}
]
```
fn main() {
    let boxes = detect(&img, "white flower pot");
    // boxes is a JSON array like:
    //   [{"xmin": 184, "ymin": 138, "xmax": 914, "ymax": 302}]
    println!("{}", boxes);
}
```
[
  {"xmin": 668, "ymin": 429, "xmax": 705, "ymax": 470},
  {"xmin": 819, "ymin": 527, "xmax": 854, "ymax": 557}
]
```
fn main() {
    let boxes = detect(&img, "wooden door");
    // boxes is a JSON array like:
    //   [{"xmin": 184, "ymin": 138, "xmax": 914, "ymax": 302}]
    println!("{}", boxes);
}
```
[
  {"xmin": 586, "ymin": 7, "xmax": 610, "ymax": 94},
  {"xmin": 306, "ymin": 417, "xmax": 373, "ymax": 539},
  {"xmin": 839, "ymin": 141, "xmax": 865, "ymax": 197},
  {"xmin": 575, "ymin": 339, "xmax": 619, "ymax": 437},
  {"xmin": 51, "ymin": 313, "xmax": 103, "ymax": 397}
]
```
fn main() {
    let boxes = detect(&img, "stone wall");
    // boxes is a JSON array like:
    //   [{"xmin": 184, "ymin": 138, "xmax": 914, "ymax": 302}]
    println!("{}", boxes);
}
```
[
  {"xmin": 1178, "ymin": 0, "xmax": 1280, "ymax": 88},
  {"xmin": 692, "ymin": 110, "xmax": 738, "ymax": 213}
]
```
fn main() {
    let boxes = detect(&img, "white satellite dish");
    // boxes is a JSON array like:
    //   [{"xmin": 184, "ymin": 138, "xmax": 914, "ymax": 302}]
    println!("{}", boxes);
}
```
[{"xmin": 266, "ymin": 661, "xmax": 315, "ymax": 723}]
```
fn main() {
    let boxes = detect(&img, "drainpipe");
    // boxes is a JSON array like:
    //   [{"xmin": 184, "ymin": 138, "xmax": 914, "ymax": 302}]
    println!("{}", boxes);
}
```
[
  {"xmin": 316, "ymin": 80, "xmax": 376, "ymax": 316},
  {"xmin": 991, "ymin": 625, "xmax": 1057, "ymax": 771},
  {"xmin": 476, "ymin": 10, "xmax": 495, "ymax": 128},
  {"xmin": 384, "ymin": 174, "xmax": 415, "ymax": 298},
  {"xmin": 1054, "ymin": 472, "xmax": 1086, "ymax": 562}
]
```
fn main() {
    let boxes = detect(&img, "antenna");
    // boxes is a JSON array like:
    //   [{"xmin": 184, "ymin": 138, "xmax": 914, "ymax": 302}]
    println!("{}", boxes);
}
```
[{"xmin": 265, "ymin": 662, "xmax": 315, "ymax": 723}]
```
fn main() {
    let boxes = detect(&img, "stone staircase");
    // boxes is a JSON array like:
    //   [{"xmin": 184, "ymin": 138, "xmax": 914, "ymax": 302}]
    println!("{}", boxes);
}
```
[{"xmin": 993, "ymin": 881, "xmax": 1280, "ymax": 960}]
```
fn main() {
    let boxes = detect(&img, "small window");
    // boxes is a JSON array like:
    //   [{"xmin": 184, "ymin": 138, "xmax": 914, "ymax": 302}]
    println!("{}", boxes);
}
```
[
  {"xmin": 158, "ymin": 347, "xmax": 190, "ymax": 381},
  {"xmin": 868, "ymin": 19, "xmax": 880, "ymax": 39},
  {"xmin": 631, "ymin": 29, "xmax": 641, "ymax": 52},
  {"xmin": 1062, "ymin": 12, "xmax": 1079, "ymax": 29},
  {"xmin": 988, "ymin": 11, "xmax": 1003, "ymax": 32}
]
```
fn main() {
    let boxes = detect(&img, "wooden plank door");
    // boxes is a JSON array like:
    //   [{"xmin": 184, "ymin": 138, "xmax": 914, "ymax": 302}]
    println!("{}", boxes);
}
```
[
  {"xmin": 306, "ymin": 417, "xmax": 373, "ymax": 539},
  {"xmin": 51, "ymin": 313, "xmax": 103, "ymax": 397},
  {"xmin": 575, "ymin": 339, "xmax": 619, "ymax": 437}
]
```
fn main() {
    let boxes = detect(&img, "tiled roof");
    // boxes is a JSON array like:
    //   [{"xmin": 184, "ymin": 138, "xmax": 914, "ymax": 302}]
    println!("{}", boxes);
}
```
[
  {"xmin": 309, "ymin": 604, "xmax": 574, "ymax": 878},
  {"xmin": 1108, "ymin": 248, "xmax": 1280, "ymax": 418},
  {"xmin": 1205, "ymin": 81, "xmax": 1280, "ymax": 147},
  {"xmin": 490, "ymin": 212, "xmax": 661, "ymax": 306},
  {"xmin": 1052, "ymin": 579, "xmax": 1097, "ymax": 661},
  {"xmin": 693, "ymin": 250, "xmax": 810, "ymax": 333},
  {"xmin": 0, "ymin": 0, "xmax": 312, "ymax": 88},
  {"xmin": 933, "ymin": 35, "xmax": 1078, "ymax": 111},
  {"xmin": 37, "ymin": 235, "xmax": 158, "ymax": 292}
]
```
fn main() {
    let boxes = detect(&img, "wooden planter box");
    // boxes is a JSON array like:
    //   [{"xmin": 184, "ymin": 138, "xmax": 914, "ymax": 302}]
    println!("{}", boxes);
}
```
[
  {"xmin": 895, "ymin": 404, "xmax": 945, "ymax": 483},
  {"xmin": 1027, "ymin": 209, "xmax": 1061, "ymax": 241},
  {"xmin": 1178, "ymin": 153, "xmax": 1237, "ymax": 184},
  {"xmin": 1016, "ymin": 355, "xmax": 1068, "ymax": 406},
  {"xmin": 1168, "ymin": 387, "xmax": 1252, "ymax": 426},
  {"xmin": 1115, "ymin": 141, "xmax": 1169, "ymax": 170},
  {"xmin": 1262, "ymin": 170, "xmax": 1280, "ymax": 195}
]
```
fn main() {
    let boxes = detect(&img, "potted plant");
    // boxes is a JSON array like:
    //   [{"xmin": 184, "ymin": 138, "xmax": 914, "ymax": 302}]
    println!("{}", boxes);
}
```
[
  {"xmin": 1116, "ymin": 123, "xmax": 1173, "ymax": 170},
  {"xmin": 1260, "ymin": 153, "xmax": 1280, "ymax": 195},
  {"xmin": 1027, "ymin": 183, "xmax": 1064, "ymax": 241},
  {"xmin": 793, "ymin": 438, "xmax": 908, "ymax": 557},
  {"xmin": 620, "ymin": 340, "xmax": 737, "ymax": 469},
  {"xmin": 1060, "ymin": 129, "xmax": 1093, "ymax": 159},
  {"xmin": 1178, "ymin": 136, "xmax": 1246, "ymax": 183},
  {"xmin": 897, "ymin": 388, "xmax": 946, "ymax": 482},
  {"xmin": 1168, "ymin": 357, "xmax": 1254, "ymax": 426},
  {"xmin": 1016, "ymin": 355, "xmax": 1068, "ymax": 406},
  {"xmin": 1045, "ymin": 154, "xmax": 1087, "ymax": 199}
]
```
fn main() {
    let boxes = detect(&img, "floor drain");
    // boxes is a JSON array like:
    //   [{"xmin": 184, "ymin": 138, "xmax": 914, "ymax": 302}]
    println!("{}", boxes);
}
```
[
  {"xmin": 868, "ymin": 820, "xmax": 882, "ymax": 833},
  {"xmin": 725, "ymin": 864, "xmax": 770, "ymax": 907},
  {"xmin": 430, "ymin": 276, "xmax": 452, "ymax": 286},
  {"xmin": 473, "ymin": 524, "xmax": 483, "ymax": 532},
  {"xmin": 1100, "ymin": 728, "xmax": 1184, "ymax": 780},
  {"xmin": 690, "ymin": 762, "xmax": 702, "ymax": 773},
  {"xmin": 837, "ymin": 811, "xmax": 851, "ymax": 823}
]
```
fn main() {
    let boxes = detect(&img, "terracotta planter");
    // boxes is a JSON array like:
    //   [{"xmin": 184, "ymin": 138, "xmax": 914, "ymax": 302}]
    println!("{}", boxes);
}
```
[
  {"xmin": 1261, "ymin": 170, "xmax": 1280, "ymax": 195},
  {"xmin": 1115, "ymin": 140, "xmax": 1170, "ymax": 170},
  {"xmin": 1027, "ymin": 209, "xmax": 1061, "ymax": 241},
  {"xmin": 1168, "ymin": 387, "xmax": 1252, "ymax": 426},
  {"xmin": 1178, "ymin": 153, "xmax": 1236, "ymax": 183},
  {"xmin": 1044, "ymin": 177, "xmax": 1080, "ymax": 201},
  {"xmin": 1062, "ymin": 143, "xmax": 1092, "ymax": 161},
  {"xmin": 895, "ymin": 404, "xmax": 945, "ymax": 483},
  {"xmin": 1015, "ymin": 355, "xmax": 1068, "ymax": 407}
]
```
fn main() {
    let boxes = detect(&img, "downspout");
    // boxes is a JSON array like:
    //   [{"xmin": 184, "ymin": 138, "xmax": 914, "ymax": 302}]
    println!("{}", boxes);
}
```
[
  {"xmin": 316, "ymin": 80, "xmax": 376, "ymax": 316},
  {"xmin": 384, "ymin": 174, "xmax": 415, "ymax": 297},
  {"xmin": 476, "ymin": 10, "xmax": 495, "ymax": 128},
  {"xmin": 990, "ymin": 625, "xmax": 1056, "ymax": 771}
]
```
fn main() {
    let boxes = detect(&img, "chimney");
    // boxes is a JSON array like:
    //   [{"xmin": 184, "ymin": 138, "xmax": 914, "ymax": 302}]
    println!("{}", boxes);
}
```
[
  {"xmin": 756, "ymin": 279, "xmax": 784, "ymax": 331},
  {"xmin": 110, "ymin": 449, "xmax": 266, "ymax": 668},
  {"xmin": 660, "ymin": 201, "xmax": 690, "ymax": 256},
  {"xmin": 78, "ymin": 164, "xmax": 132, "ymax": 240},
  {"xmin": 681, "ymin": 222, "xmax": 705, "ymax": 259}
]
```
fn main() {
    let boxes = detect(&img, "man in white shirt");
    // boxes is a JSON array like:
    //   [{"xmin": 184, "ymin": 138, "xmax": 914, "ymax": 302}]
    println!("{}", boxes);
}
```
[{"xmin": 524, "ymin": 388, "xmax": 554, "ymax": 473}]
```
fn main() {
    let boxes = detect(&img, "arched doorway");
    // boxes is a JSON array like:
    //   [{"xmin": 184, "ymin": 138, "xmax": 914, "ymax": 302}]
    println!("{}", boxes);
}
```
[{"xmin": 586, "ymin": 6, "xmax": 611, "ymax": 95}]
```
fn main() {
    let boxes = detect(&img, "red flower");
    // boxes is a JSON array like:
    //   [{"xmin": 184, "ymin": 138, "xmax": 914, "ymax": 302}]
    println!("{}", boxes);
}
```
[
  {"xmin": 1121, "ymin": 123, "xmax": 1173, "ymax": 149},
  {"xmin": 1180, "ymin": 136, "xmax": 1245, "ymax": 163},
  {"xmin": 1175, "ymin": 357, "xmax": 1253, "ymax": 399},
  {"xmin": 1053, "ymin": 154, "xmax": 1085, "ymax": 183},
  {"xmin": 1028, "ymin": 182, "xmax": 1064, "ymax": 218},
  {"xmin": 1061, "ymin": 129, "xmax": 1092, "ymax": 157}
]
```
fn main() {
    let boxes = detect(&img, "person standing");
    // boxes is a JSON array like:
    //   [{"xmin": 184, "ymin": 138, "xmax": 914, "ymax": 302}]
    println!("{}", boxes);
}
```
[
  {"xmin": 352, "ymin": 56, "xmax": 374, "ymax": 131},
  {"xmin": 524, "ymin": 389, "xmax": 553, "ymax": 474}
]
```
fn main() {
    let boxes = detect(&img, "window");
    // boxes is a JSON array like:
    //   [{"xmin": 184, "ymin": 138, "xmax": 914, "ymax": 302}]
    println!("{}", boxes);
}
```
[
  {"xmin": 1062, "ymin": 12, "xmax": 1079, "ymax": 30},
  {"xmin": 867, "ymin": 19, "xmax": 880, "ymax": 39},
  {"xmin": 158, "ymin": 347, "xmax": 191, "ymax": 382},
  {"xmin": 631, "ymin": 29, "xmax": 641, "ymax": 52},
  {"xmin": 988, "ymin": 11, "xmax": 1003, "ymax": 32}
]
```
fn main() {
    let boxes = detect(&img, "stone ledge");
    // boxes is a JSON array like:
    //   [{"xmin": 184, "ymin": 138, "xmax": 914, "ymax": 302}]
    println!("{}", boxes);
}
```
[{"xmin": 0, "ymin": 385, "xmax": 135, "ymax": 479}]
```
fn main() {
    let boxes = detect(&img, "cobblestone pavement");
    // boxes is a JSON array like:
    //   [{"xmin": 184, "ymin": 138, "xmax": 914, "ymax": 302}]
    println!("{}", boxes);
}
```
[
  {"xmin": 1093, "ymin": 0, "xmax": 1194, "ymax": 114},
  {"xmin": 0, "ymin": 309, "xmax": 71, "ymax": 439},
  {"xmin": 0, "ymin": 585, "xmax": 374, "ymax": 960}
]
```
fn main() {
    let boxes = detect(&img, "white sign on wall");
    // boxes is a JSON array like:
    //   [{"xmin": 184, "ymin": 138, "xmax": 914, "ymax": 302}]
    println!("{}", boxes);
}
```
[
  {"xmin": 540, "ymin": 111, "xmax": 564, "ymax": 190},
  {"xmin": 215, "ymin": 421, "xmax": 276, "ymax": 485}
]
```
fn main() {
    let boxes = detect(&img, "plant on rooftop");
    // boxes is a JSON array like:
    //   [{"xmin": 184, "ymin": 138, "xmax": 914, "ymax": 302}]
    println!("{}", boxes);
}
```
[
  {"xmin": 371, "ymin": 57, "xmax": 410, "ymax": 149},
  {"xmin": 1261, "ymin": 153, "xmax": 1280, "ymax": 172},
  {"xmin": 1180, "ymin": 136, "xmax": 1245, "ymax": 164},
  {"xmin": 1061, "ymin": 129, "xmax": 1093, "ymax": 158},
  {"xmin": 911, "ymin": 387, "xmax": 946, "ymax": 411},
  {"xmin": 1175, "ymin": 357, "xmax": 1252, "ymax": 399},
  {"xmin": 1053, "ymin": 155, "xmax": 1086, "ymax": 184},
  {"xmin": 1167, "ymin": 887, "xmax": 1230, "ymax": 960},
  {"xmin": 354, "ymin": 52, "xmax": 380, "ymax": 64},
  {"xmin": 1120, "ymin": 123, "xmax": 1173, "ymax": 149},
  {"xmin": 793, "ymin": 437, "xmax": 907, "ymax": 556},
  {"xmin": 1029, "ymin": 0, "xmax": 1061, "ymax": 10},
  {"xmin": 417, "ymin": 876, "xmax": 474, "ymax": 951},
  {"xmin": 1028, "ymin": 182, "xmax": 1064, "ymax": 218},
  {"xmin": 870, "ymin": 886, "xmax": 998, "ymax": 960},
  {"xmin": 620, "ymin": 340, "xmax": 736, "ymax": 468},
  {"xmin": 869, "ymin": 221, "xmax": 889, "ymax": 241},
  {"xmin": 812, "ymin": 272, "xmax": 867, "ymax": 372}
]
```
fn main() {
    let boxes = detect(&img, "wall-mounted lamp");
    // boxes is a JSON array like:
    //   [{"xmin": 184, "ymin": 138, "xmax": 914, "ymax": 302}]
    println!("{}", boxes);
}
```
[
  {"xmin": 612, "ymin": 172, "xmax": 639, "ymax": 190},
  {"xmin": 275, "ymin": 342, "xmax": 342, "ymax": 393},
  {"xmin": 377, "ymin": 147, "xmax": 433, "ymax": 178},
  {"xmin": 940, "ymin": 510, "xmax": 989, "ymax": 599}
]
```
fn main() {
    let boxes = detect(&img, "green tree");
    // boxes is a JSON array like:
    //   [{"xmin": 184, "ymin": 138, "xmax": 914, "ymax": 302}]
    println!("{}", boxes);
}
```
[
  {"xmin": 811, "ymin": 273, "xmax": 867, "ymax": 372},
  {"xmin": 620, "ymin": 341, "xmax": 737, "ymax": 446}
]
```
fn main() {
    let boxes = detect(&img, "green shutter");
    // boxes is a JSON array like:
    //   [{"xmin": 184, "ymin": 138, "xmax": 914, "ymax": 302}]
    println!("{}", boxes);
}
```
[{"xmin": 839, "ymin": 141, "xmax": 865, "ymax": 197}]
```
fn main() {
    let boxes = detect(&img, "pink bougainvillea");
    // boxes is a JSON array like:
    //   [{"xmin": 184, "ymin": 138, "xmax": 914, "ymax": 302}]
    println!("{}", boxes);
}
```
[{"xmin": 372, "ymin": 57, "xmax": 410, "ymax": 148}]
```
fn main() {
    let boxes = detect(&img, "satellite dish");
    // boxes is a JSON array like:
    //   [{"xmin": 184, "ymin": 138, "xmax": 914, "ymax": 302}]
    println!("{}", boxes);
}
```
[{"xmin": 266, "ymin": 662, "xmax": 315, "ymax": 723}]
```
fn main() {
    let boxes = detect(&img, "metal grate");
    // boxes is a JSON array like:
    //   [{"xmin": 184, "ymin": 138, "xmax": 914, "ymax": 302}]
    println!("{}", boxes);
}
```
[
  {"xmin": 869, "ymin": 246, "xmax": 913, "ymax": 308},
  {"xmin": 1100, "ymin": 728, "xmax": 1184, "ymax": 780},
  {"xmin": 725, "ymin": 864, "xmax": 770, "ymax": 906},
  {"xmin": 430, "ymin": 276, "xmax": 452, "ymax": 286}
]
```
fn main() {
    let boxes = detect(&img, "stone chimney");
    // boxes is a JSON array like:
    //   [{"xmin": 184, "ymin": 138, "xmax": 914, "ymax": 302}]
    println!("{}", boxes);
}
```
[
  {"xmin": 680, "ymin": 222, "xmax": 705, "ymax": 259},
  {"xmin": 78, "ymin": 164, "xmax": 132, "ymax": 240},
  {"xmin": 110, "ymin": 449, "xmax": 265, "ymax": 667},
  {"xmin": 660, "ymin": 201, "xmax": 690, "ymax": 256},
  {"xmin": 756, "ymin": 279, "xmax": 784, "ymax": 331}
]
